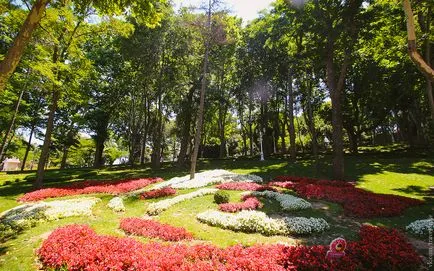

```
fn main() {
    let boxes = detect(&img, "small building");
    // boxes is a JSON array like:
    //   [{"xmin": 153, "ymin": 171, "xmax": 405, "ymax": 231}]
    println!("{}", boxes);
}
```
[{"xmin": 2, "ymin": 158, "xmax": 21, "ymax": 171}]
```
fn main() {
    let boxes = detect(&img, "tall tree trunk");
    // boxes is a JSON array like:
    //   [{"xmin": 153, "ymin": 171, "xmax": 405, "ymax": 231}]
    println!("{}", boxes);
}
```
[
  {"xmin": 326, "ymin": 40, "xmax": 349, "ymax": 180},
  {"xmin": 307, "ymin": 80, "xmax": 318, "ymax": 159},
  {"xmin": 248, "ymin": 105, "xmax": 253, "ymax": 156},
  {"xmin": 177, "ymin": 85, "xmax": 195, "ymax": 167},
  {"xmin": 0, "ymin": 87, "xmax": 25, "ymax": 159},
  {"xmin": 218, "ymin": 107, "xmax": 227, "ymax": 159},
  {"xmin": 0, "ymin": 0, "xmax": 50, "ymax": 92},
  {"xmin": 152, "ymin": 95, "xmax": 163, "ymax": 169},
  {"xmin": 287, "ymin": 75, "xmax": 296, "ymax": 160},
  {"xmin": 21, "ymin": 124, "xmax": 35, "ymax": 171},
  {"xmin": 35, "ymin": 89, "xmax": 60, "ymax": 188},
  {"xmin": 93, "ymin": 139, "xmax": 105, "ymax": 168},
  {"xmin": 60, "ymin": 146, "xmax": 68, "ymax": 169},
  {"xmin": 403, "ymin": 0, "xmax": 434, "ymax": 83},
  {"xmin": 421, "ymin": 7, "xmax": 434, "ymax": 122},
  {"xmin": 190, "ymin": 0, "xmax": 211, "ymax": 179}
]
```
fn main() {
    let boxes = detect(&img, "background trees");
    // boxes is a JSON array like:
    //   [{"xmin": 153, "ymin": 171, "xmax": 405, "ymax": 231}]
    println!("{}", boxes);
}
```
[{"xmin": 0, "ymin": 0, "xmax": 432, "ymax": 184}]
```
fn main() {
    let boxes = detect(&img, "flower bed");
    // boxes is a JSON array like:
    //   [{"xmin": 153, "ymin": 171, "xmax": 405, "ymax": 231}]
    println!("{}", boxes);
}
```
[
  {"xmin": 218, "ymin": 196, "xmax": 262, "ymax": 213},
  {"xmin": 37, "ymin": 224, "xmax": 422, "ymax": 271},
  {"xmin": 152, "ymin": 170, "xmax": 263, "ymax": 190},
  {"xmin": 140, "ymin": 187, "xmax": 176, "ymax": 199},
  {"xmin": 120, "ymin": 218, "xmax": 193, "ymax": 241},
  {"xmin": 107, "ymin": 197, "xmax": 125, "ymax": 212},
  {"xmin": 406, "ymin": 218, "xmax": 434, "ymax": 236},
  {"xmin": 196, "ymin": 210, "xmax": 329, "ymax": 235},
  {"xmin": 146, "ymin": 188, "xmax": 218, "ymax": 215},
  {"xmin": 252, "ymin": 190, "xmax": 311, "ymax": 211},
  {"xmin": 271, "ymin": 176, "xmax": 423, "ymax": 218},
  {"xmin": 19, "ymin": 177, "xmax": 163, "ymax": 202},
  {"xmin": 0, "ymin": 198, "xmax": 100, "ymax": 241},
  {"xmin": 216, "ymin": 182, "xmax": 276, "ymax": 191}
]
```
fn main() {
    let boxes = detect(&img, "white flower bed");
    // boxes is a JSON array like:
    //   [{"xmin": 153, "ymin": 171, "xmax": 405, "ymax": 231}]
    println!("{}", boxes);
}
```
[
  {"xmin": 0, "ymin": 197, "xmax": 100, "ymax": 225},
  {"xmin": 146, "ymin": 188, "xmax": 218, "ymax": 215},
  {"xmin": 196, "ymin": 210, "xmax": 329, "ymax": 235},
  {"xmin": 152, "ymin": 170, "xmax": 263, "ymax": 190},
  {"xmin": 252, "ymin": 191, "xmax": 311, "ymax": 211},
  {"xmin": 107, "ymin": 197, "xmax": 125, "ymax": 212},
  {"xmin": 406, "ymin": 218, "xmax": 434, "ymax": 236}
]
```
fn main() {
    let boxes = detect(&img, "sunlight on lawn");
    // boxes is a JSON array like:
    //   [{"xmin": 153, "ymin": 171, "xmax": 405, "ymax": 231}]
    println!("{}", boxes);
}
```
[{"xmin": 358, "ymin": 171, "xmax": 433, "ymax": 200}]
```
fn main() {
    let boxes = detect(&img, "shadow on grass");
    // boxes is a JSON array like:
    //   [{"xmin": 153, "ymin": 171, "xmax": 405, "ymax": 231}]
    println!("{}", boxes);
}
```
[{"xmin": 393, "ymin": 185, "xmax": 430, "ymax": 198}]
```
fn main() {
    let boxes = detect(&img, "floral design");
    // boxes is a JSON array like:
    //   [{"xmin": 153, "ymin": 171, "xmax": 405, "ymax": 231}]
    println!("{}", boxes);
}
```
[
  {"xmin": 406, "ymin": 218, "xmax": 434, "ymax": 236},
  {"xmin": 0, "ymin": 198, "xmax": 100, "ymax": 240},
  {"xmin": 146, "ymin": 188, "xmax": 218, "ymax": 215},
  {"xmin": 19, "ymin": 177, "xmax": 162, "ymax": 202},
  {"xmin": 152, "ymin": 170, "xmax": 263, "ymax": 190},
  {"xmin": 271, "ymin": 176, "xmax": 422, "ymax": 218},
  {"xmin": 216, "ymin": 182, "xmax": 276, "ymax": 191},
  {"xmin": 37, "ymin": 225, "xmax": 422, "ymax": 271},
  {"xmin": 196, "ymin": 210, "xmax": 329, "ymax": 235},
  {"xmin": 107, "ymin": 197, "xmax": 125, "ymax": 212},
  {"xmin": 140, "ymin": 187, "xmax": 176, "ymax": 199},
  {"xmin": 252, "ymin": 190, "xmax": 311, "ymax": 211},
  {"xmin": 120, "ymin": 218, "xmax": 193, "ymax": 241},
  {"xmin": 218, "ymin": 196, "xmax": 262, "ymax": 213}
]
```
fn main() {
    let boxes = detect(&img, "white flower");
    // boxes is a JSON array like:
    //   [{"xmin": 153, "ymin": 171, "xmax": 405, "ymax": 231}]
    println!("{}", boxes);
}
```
[
  {"xmin": 0, "ymin": 197, "xmax": 101, "ymax": 226},
  {"xmin": 252, "ymin": 191, "xmax": 311, "ymax": 211},
  {"xmin": 107, "ymin": 197, "xmax": 125, "ymax": 212},
  {"xmin": 152, "ymin": 170, "xmax": 263, "ymax": 190},
  {"xmin": 146, "ymin": 188, "xmax": 218, "ymax": 215},
  {"xmin": 406, "ymin": 218, "xmax": 434, "ymax": 236},
  {"xmin": 196, "ymin": 210, "xmax": 329, "ymax": 235}
]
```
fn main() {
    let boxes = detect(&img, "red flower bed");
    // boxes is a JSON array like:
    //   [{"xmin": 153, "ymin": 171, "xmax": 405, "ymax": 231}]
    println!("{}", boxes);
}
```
[
  {"xmin": 218, "ymin": 196, "xmax": 262, "ymax": 213},
  {"xmin": 271, "ymin": 176, "xmax": 422, "ymax": 218},
  {"xmin": 120, "ymin": 218, "xmax": 193, "ymax": 241},
  {"xmin": 19, "ymin": 177, "xmax": 162, "ymax": 202},
  {"xmin": 140, "ymin": 187, "xmax": 177, "ymax": 199},
  {"xmin": 216, "ymin": 182, "xmax": 277, "ymax": 192},
  {"xmin": 37, "ymin": 225, "xmax": 422, "ymax": 271}
]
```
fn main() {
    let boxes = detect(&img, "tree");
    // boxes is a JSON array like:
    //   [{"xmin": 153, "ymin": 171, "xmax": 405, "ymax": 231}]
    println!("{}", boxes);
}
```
[
  {"xmin": 0, "ymin": 0, "xmax": 166, "ymax": 93},
  {"xmin": 190, "ymin": 0, "xmax": 213, "ymax": 179}
]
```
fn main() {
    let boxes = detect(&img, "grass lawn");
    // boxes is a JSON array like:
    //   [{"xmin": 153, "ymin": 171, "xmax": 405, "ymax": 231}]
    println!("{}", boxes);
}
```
[{"xmin": 0, "ymin": 151, "xmax": 433, "ymax": 270}]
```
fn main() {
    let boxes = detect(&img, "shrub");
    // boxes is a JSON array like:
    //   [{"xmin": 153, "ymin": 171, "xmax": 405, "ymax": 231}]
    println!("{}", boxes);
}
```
[{"xmin": 214, "ymin": 191, "xmax": 230, "ymax": 204}]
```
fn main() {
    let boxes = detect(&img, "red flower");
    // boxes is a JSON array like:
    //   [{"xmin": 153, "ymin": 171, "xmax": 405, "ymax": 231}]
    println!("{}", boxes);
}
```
[
  {"xmin": 37, "ymin": 224, "xmax": 422, "ymax": 271},
  {"xmin": 218, "ymin": 196, "xmax": 262, "ymax": 213},
  {"xmin": 216, "ymin": 182, "xmax": 277, "ymax": 192},
  {"xmin": 140, "ymin": 187, "xmax": 177, "ymax": 199},
  {"xmin": 271, "ymin": 176, "xmax": 422, "ymax": 218},
  {"xmin": 19, "ymin": 177, "xmax": 162, "ymax": 202},
  {"xmin": 120, "ymin": 218, "xmax": 193, "ymax": 241}
]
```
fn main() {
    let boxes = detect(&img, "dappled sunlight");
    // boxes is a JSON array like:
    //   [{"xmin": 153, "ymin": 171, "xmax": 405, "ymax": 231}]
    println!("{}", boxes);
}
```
[{"xmin": 358, "ymin": 171, "xmax": 433, "ymax": 200}]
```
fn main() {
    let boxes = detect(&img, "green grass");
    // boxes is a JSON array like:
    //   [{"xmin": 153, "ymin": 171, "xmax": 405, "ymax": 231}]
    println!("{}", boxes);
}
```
[{"xmin": 0, "ymin": 151, "xmax": 433, "ymax": 270}]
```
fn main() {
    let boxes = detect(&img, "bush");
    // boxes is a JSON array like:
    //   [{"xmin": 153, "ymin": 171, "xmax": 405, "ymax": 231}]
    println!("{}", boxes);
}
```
[{"xmin": 214, "ymin": 191, "xmax": 230, "ymax": 204}]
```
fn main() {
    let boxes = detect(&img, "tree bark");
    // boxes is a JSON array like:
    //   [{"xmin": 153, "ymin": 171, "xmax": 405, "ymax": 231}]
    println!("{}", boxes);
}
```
[
  {"xmin": 326, "ymin": 39, "xmax": 349, "ymax": 180},
  {"xmin": 35, "ymin": 89, "xmax": 60, "ymax": 188},
  {"xmin": 93, "ymin": 139, "xmax": 105, "ymax": 168},
  {"xmin": 190, "ymin": 0, "xmax": 211, "ymax": 179},
  {"xmin": 403, "ymin": 0, "xmax": 434, "ymax": 83},
  {"xmin": 287, "ymin": 75, "xmax": 296, "ymax": 160},
  {"xmin": 0, "ymin": 0, "xmax": 50, "ymax": 92},
  {"xmin": 21, "ymin": 124, "xmax": 35, "ymax": 171},
  {"xmin": 60, "ymin": 146, "xmax": 68, "ymax": 169},
  {"xmin": 0, "ymin": 87, "xmax": 25, "ymax": 159}
]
